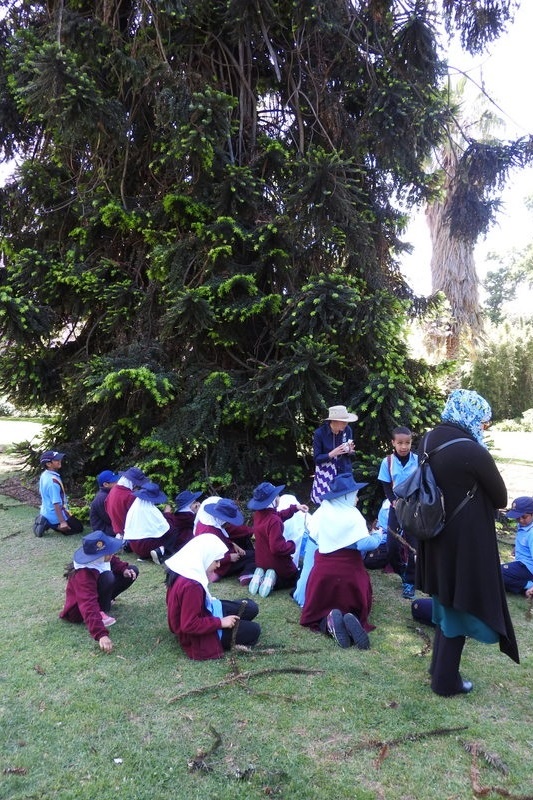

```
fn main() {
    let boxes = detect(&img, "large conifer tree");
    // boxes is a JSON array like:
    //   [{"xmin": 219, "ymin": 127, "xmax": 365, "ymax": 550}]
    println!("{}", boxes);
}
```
[{"xmin": 0, "ymin": 1, "xmax": 527, "ymax": 491}]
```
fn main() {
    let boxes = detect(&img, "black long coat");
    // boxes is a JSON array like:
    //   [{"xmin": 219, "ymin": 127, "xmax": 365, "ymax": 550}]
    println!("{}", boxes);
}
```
[{"xmin": 415, "ymin": 421, "xmax": 519, "ymax": 664}]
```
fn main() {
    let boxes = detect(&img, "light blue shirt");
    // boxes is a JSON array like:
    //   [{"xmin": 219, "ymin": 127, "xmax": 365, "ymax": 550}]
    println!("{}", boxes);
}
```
[
  {"xmin": 377, "ymin": 452, "xmax": 418, "ymax": 490},
  {"xmin": 514, "ymin": 519, "xmax": 533, "ymax": 574},
  {"xmin": 39, "ymin": 469, "xmax": 67, "ymax": 524}
]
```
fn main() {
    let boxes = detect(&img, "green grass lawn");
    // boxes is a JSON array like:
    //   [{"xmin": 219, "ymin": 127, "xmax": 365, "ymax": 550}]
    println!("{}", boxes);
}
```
[{"xmin": 2, "ymin": 489, "xmax": 533, "ymax": 800}]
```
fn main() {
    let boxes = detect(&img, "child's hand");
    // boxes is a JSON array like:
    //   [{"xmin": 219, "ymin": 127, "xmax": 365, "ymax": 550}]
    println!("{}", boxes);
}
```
[
  {"xmin": 221, "ymin": 615, "xmax": 239, "ymax": 629},
  {"xmin": 233, "ymin": 543, "xmax": 246, "ymax": 557},
  {"xmin": 123, "ymin": 568, "xmax": 137, "ymax": 580},
  {"xmin": 99, "ymin": 636, "xmax": 113, "ymax": 653},
  {"xmin": 297, "ymin": 503, "xmax": 309, "ymax": 513},
  {"xmin": 525, "ymin": 587, "xmax": 533, "ymax": 599},
  {"xmin": 229, "ymin": 552, "xmax": 241, "ymax": 562}
]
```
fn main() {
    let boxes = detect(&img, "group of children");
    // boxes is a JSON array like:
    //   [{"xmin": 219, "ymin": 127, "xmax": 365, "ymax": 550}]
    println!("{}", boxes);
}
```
[{"xmin": 40, "ymin": 415, "xmax": 532, "ymax": 660}]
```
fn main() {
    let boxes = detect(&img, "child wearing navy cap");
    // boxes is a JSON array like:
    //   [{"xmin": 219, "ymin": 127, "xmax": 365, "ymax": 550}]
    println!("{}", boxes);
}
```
[
  {"xmin": 59, "ymin": 531, "xmax": 139, "ymax": 652},
  {"xmin": 502, "ymin": 496, "xmax": 533, "ymax": 594},
  {"xmin": 34, "ymin": 449, "xmax": 84, "ymax": 537},
  {"xmin": 89, "ymin": 469, "xmax": 120, "ymax": 536}
]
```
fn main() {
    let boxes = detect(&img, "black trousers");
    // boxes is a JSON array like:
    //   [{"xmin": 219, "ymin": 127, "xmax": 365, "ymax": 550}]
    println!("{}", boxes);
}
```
[
  {"xmin": 50, "ymin": 514, "xmax": 84, "ymax": 535},
  {"xmin": 387, "ymin": 507, "xmax": 416, "ymax": 584},
  {"xmin": 220, "ymin": 599, "xmax": 261, "ymax": 648},
  {"xmin": 97, "ymin": 566, "xmax": 139, "ymax": 613},
  {"xmin": 430, "ymin": 625, "xmax": 466, "ymax": 696}
]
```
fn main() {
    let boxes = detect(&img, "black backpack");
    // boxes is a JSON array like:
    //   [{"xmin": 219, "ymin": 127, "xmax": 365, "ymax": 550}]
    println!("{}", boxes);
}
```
[{"xmin": 394, "ymin": 435, "xmax": 478, "ymax": 541}]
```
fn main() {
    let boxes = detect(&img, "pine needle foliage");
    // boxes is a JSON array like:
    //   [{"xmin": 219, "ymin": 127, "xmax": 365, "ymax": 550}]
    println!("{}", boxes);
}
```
[{"xmin": 0, "ymin": 1, "xmax": 524, "ymax": 491}]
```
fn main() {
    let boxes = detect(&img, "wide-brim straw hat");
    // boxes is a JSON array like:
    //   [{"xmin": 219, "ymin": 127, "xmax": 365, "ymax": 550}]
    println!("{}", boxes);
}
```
[{"xmin": 325, "ymin": 405, "xmax": 358, "ymax": 422}]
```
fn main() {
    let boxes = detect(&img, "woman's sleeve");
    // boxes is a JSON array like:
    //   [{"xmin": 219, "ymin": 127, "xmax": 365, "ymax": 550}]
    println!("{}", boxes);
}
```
[
  {"xmin": 313, "ymin": 426, "xmax": 330, "ymax": 465},
  {"xmin": 472, "ymin": 446, "xmax": 507, "ymax": 509}
]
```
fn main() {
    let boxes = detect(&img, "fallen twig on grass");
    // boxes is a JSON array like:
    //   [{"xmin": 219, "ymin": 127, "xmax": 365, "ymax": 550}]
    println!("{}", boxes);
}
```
[
  {"xmin": 169, "ymin": 667, "xmax": 323, "ymax": 703},
  {"xmin": 411, "ymin": 625, "xmax": 432, "ymax": 656},
  {"xmin": 346, "ymin": 725, "xmax": 468, "ymax": 766},
  {"xmin": 233, "ymin": 645, "xmax": 321, "ymax": 656},
  {"xmin": 187, "ymin": 725, "xmax": 222, "ymax": 772},
  {"xmin": 465, "ymin": 740, "xmax": 533, "ymax": 799}
]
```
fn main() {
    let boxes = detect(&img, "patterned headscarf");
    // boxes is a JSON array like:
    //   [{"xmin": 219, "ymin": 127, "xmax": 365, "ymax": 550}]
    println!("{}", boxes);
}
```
[{"xmin": 441, "ymin": 389, "xmax": 491, "ymax": 446}]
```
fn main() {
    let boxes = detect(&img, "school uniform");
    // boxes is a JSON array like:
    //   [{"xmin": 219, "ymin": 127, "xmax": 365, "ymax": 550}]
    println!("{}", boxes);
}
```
[
  {"xmin": 252, "ymin": 506, "xmax": 298, "ymax": 587},
  {"xmin": 89, "ymin": 488, "xmax": 114, "ymax": 536},
  {"xmin": 39, "ymin": 468, "xmax": 83, "ymax": 533},
  {"xmin": 501, "ymin": 519, "xmax": 533, "ymax": 593},
  {"xmin": 300, "ymin": 486, "xmax": 380, "ymax": 633},
  {"xmin": 378, "ymin": 451, "xmax": 418, "ymax": 585},
  {"xmin": 165, "ymin": 534, "xmax": 260, "ymax": 660},
  {"xmin": 105, "ymin": 484, "xmax": 136, "ymax": 536},
  {"xmin": 59, "ymin": 554, "xmax": 138, "ymax": 640}
]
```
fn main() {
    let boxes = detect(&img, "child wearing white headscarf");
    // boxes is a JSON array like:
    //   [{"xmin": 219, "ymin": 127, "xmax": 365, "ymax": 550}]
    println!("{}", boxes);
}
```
[
  {"xmin": 165, "ymin": 534, "xmax": 261, "ymax": 660},
  {"xmin": 300, "ymin": 473, "xmax": 383, "ymax": 648}
]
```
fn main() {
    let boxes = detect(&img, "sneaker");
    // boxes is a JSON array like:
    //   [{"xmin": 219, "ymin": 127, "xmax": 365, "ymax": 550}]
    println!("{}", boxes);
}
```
[
  {"xmin": 258, "ymin": 569, "xmax": 277, "ymax": 598},
  {"xmin": 239, "ymin": 573, "xmax": 254, "ymax": 587},
  {"xmin": 100, "ymin": 611, "xmax": 116, "ymax": 627},
  {"xmin": 326, "ymin": 609, "xmax": 351, "ymax": 648},
  {"xmin": 150, "ymin": 546, "xmax": 165, "ymax": 565},
  {"xmin": 343, "ymin": 613, "xmax": 370, "ymax": 650},
  {"xmin": 33, "ymin": 514, "xmax": 49, "ymax": 538},
  {"xmin": 248, "ymin": 567, "xmax": 265, "ymax": 596},
  {"xmin": 402, "ymin": 582, "xmax": 415, "ymax": 599}
]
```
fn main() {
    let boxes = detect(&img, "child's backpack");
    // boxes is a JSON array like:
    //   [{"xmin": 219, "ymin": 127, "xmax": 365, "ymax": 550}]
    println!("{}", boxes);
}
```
[{"xmin": 394, "ymin": 434, "xmax": 477, "ymax": 541}]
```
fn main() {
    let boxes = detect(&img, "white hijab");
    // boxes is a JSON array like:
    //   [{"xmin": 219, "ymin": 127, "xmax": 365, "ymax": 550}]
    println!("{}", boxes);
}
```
[
  {"xmin": 165, "ymin": 534, "xmax": 228, "ymax": 594},
  {"xmin": 124, "ymin": 497, "xmax": 170, "ymax": 540},
  {"xmin": 73, "ymin": 556, "xmax": 111, "ymax": 574},
  {"xmin": 193, "ymin": 495, "xmax": 226, "ymax": 536},
  {"xmin": 308, "ymin": 491, "xmax": 368, "ymax": 554}
]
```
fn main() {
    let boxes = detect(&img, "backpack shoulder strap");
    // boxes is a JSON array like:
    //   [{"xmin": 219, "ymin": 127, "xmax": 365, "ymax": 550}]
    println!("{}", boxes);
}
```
[{"xmin": 422, "ymin": 435, "xmax": 473, "ymax": 461}]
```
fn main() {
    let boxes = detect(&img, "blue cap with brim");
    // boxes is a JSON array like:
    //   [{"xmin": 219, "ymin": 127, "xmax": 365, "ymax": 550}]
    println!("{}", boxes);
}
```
[
  {"xmin": 204, "ymin": 498, "xmax": 244, "ymax": 526},
  {"xmin": 506, "ymin": 496, "xmax": 533, "ymax": 518},
  {"xmin": 322, "ymin": 472, "xmax": 368, "ymax": 501},
  {"xmin": 73, "ymin": 531, "xmax": 123, "ymax": 564}
]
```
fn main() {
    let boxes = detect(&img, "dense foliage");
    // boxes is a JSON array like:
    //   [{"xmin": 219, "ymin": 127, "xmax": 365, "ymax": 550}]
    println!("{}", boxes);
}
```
[
  {"xmin": 0, "ymin": 1, "xmax": 525, "ymax": 493},
  {"xmin": 464, "ymin": 319, "xmax": 533, "ymax": 421}
]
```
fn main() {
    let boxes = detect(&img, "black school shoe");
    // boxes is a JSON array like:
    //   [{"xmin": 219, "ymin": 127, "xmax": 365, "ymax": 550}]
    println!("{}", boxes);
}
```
[
  {"xmin": 33, "ymin": 514, "xmax": 49, "ymax": 537},
  {"xmin": 343, "ymin": 612, "xmax": 370, "ymax": 650},
  {"xmin": 326, "ymin": 609, "xmax": 352, "ymax": 648}
]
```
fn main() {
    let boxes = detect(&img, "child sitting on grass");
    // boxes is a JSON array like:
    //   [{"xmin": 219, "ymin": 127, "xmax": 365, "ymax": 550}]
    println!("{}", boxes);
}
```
[
  {"xmin": 247, "ymin": 482, "xmax": 309, "ymax": 597},
  {"xmin": 165, "ymin": 534, "xmax": 261, "ymax": 660},
  {"xmin": 59, "ymin": 530, "xmax": 139, "ymax": 653},
  {"xmin": 502, "ymin": 496, "xmax": 533, "ymax": 594}
]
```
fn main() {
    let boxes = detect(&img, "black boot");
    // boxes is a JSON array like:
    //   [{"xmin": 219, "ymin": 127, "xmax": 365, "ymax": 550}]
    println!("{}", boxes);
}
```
[{"xmin": 429, "ymin": 625, "xmax": 442, "ymax": 676}]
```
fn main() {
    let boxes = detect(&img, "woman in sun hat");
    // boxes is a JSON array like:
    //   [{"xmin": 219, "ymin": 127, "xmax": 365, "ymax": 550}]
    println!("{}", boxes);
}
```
[
  {"xmin": 165, "ymin": 534, "xmax": 261, "ymax": 660},
  {"xmin": 59, "ymin": 530, "xmax": 139, "ymax": 652},
  {"xmin": 311, "ymin": 404, "xmax": 358, "ymax": 504},
  {"xmin": 300, "ymin": 473, "xmax": 383, "ymax": 649},
  {"xmin": 247, "ymin": 482, "xmax": 309, "ymax": 597},
  {"xmin": 193, "ymin": 497, "xmax": 256, "ymax": 585}
]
